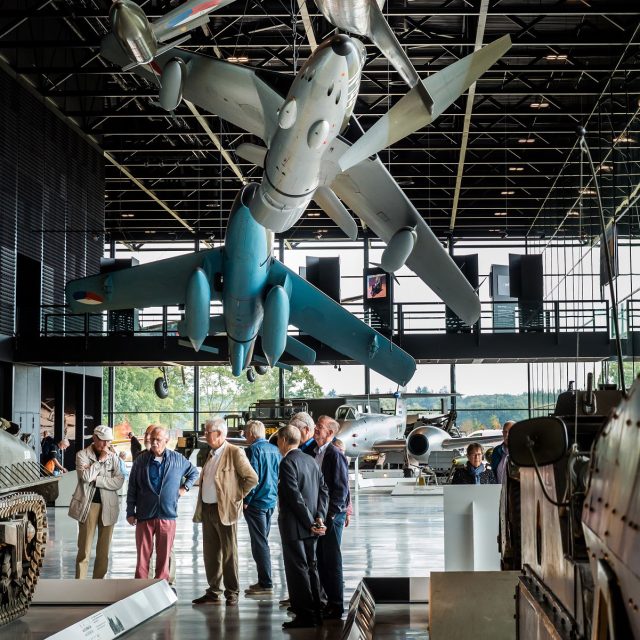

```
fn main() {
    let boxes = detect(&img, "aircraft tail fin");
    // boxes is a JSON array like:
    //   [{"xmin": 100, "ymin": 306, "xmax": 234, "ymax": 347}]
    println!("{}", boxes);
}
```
[
  {"xmin": 312, "ymin": 187, "xmax": 358, "ymax": 240},
  {"xmin": 338, "ymin": 35, "xmax": 512, "ymax": 172},
  {"xmin": 395, "ymin": 389, "xmax": 407, "ymax": 419}
]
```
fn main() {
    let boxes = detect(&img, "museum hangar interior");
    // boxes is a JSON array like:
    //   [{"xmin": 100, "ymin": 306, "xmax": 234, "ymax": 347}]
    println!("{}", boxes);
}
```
[{"xmin": 0, "ymin": 0, "xmax": 639, "ymax": 638}]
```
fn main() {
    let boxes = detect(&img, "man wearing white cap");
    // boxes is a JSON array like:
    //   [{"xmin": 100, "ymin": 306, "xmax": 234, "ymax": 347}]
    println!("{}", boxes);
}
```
[{"xmin": 68, "ymin": 425, "xmax": 124, "ymax": 579}]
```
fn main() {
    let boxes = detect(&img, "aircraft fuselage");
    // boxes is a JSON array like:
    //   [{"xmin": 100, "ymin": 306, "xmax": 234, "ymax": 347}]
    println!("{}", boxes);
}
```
[
  {"xmin": 337, "ymin": 413, "xmax": 405, "ymax": 457},
  {"xmin": 247, "ymin": 34, "xmax": 365, "ymax": 232},
  {"xmin": 222, "ymin": 186, "xmax": 273, "ymax": 375}
]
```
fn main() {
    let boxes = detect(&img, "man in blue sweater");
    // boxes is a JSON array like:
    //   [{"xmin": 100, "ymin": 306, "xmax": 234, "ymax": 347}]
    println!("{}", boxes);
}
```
[
  {"xmin": 243, "ymin": 420, "xmax": 282, "ymax": 595},
  {"xmin": 127, "ymin": 426, "xmax": 199, "ymax": 580}
]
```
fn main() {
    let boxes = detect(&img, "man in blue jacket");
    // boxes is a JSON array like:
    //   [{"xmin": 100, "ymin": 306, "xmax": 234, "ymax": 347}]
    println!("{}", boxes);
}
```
[
  {"xmin": 243, "ymin": 420, "xmax": 282, "ymax": 595},
  {"xmin": 310, "ymin": 415, "xmax": 350, "ymax": 620},
  {"xmin": 127, "ymin": 426, "xmax": 199, "ymax": 580}
]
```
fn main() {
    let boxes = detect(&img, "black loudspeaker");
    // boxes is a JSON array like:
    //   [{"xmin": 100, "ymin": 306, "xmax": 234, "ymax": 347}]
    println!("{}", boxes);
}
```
[
  {"xmin": 508, "ymin": 254, "xmax": 543, "ymax": 301},
  {"xmin": 305, "ymin": 257, "xmax": 341, "ymax": 302},
  {"xmin": 509, "ymin": 254, "xmax": 544, "ymax": 332},
  {"xmin": 100, "ymin": 258, "xmax": 139, "ymax": 335},
  {"xmin": 446, "ymin": 254, "xmax": 479, "ymax": 333},
  {"xmin": 490, "ymin": 265, "xmax": 516, "ymax": 332}
]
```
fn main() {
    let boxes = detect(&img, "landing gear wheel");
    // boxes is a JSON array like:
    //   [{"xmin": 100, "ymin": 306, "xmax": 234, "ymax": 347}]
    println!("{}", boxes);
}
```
[
  {"xmin": 154, "ymin": 376, "xmax": 169, "ymax": 399},
  {"xmin": 0, "ymin": 493, "xmax": 48, "ymax": 625},
  {"xmin": 246, "ymin": 368, "xmax": 256, "ymax": 383}
]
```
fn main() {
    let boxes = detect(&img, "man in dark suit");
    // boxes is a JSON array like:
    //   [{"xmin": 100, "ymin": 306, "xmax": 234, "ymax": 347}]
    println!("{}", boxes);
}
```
[
  {"xmin": 276, "ymin": 425, "xmax": 329, "ymax": 629},
  {"xmin": 311, "ymin": 415, "xmax": 350, "ymax": 619}
]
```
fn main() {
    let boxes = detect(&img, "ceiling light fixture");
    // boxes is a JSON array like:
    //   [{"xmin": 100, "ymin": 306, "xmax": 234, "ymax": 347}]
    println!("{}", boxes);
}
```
[
  {"xmin": 567, "ymin": 210, "xmax": 579, "ymax": 217},
  {"xmin": 494, "ymin": 211, "xmax": 508, "ymax": 216},
  {"xmin": 509, "ymin": 166, "xmax": 524, "ymax": 172},
  {"xmin": 518, "ymin": 138, "xmax": 535, "ymax": 144},
  {"xmin": 227, "ymin": 56, "xmax": 249, "ymax": 64},
  {"xmin": 614, "ymin": 135, "xmax": 635, "ymax": 143},
  {"xmin": 501, "ymin": 190, "xmax": 515, "ymax": 195},
  {"xmin": 545, "ymin": 54, "xmax": 568, "ymax": 61},
  {"xmin": 530, "ymin": 102, "xmax": 549, "ymax": 109},
  {"xmin": 579, "ymin": 188, "xmax": 596, "ymax": 195}
]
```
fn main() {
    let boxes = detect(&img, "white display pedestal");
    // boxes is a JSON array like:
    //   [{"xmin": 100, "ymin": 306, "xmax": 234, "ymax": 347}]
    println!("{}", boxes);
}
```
[{"xmin": 443, "ymin": 484, "xmax": 501, "ymax": 571}]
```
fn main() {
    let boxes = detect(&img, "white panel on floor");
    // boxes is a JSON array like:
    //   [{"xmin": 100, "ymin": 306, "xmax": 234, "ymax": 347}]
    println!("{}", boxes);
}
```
[
  {"xmin": 443, "ymin": 484, "xmax": 501, "ymax": 571},
  {"xmin": 43, "ymin": 579, "xmax": 176, "ymax": 639}
]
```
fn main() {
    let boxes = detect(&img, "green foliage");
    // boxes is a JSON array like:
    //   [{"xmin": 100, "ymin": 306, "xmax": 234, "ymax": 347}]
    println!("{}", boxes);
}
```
[
  {"xmin": 104, "ymin": 364, "xmax": 323, "ymax": 435},
  {"xmin": 598, "ymin": 361, "xmax": 636, "ymax": 390},
  {"xmin": 405, "ymin": 389, "xmax": 530, "ymax": 433}
]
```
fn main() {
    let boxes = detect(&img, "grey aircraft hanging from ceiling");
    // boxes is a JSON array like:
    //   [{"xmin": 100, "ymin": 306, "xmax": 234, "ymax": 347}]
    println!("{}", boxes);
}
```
[{"xmin": 100, "ymin": 5, "xmax": 511, "ymax": 328}]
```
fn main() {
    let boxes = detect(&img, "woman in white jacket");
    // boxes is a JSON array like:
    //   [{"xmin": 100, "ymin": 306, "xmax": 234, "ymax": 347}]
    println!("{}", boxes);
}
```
[{"xmin": 68, "ymin": 425, "xmax": 124, "ymax": 579}]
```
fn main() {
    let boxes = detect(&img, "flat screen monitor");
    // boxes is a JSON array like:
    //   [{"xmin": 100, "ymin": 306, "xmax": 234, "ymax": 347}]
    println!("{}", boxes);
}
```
[{"xmin": 366, "ymin": 273, "xmax": 388, "ymax": 300}]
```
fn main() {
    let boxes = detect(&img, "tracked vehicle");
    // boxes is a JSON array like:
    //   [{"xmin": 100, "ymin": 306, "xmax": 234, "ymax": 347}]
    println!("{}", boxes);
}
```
[{"xmin": 0, "ymin": 420, "xmax": 58, "ymax": 625}]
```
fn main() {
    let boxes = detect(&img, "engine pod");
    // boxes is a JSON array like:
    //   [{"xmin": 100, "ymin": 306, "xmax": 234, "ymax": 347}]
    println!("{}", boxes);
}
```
[
  {"xmin": 381, "ymin": 227, "xmax": 417, "ymax": 273},
  {"xmin": 159, "ymin": 57, "xmax": 186, "ymax": 111}
]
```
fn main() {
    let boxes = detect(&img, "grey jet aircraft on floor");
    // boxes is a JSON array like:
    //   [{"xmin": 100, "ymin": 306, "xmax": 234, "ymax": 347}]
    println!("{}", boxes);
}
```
[{"xmin": 330, "ymin": 397, "xmax": 503, "ymax": 469}]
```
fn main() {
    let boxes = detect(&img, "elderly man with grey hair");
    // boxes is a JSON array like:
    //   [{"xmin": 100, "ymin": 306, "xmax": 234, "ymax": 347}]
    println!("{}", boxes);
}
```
[
  {"xmin": 242, "ymin": 420, "xmax": 282, "ymax": 595},
  {"xmin": 127, "ymin": 426, "xmax": 198, "ymax": 581},
  {"xmin": 288, "ymin": 411, "xmax": 316, "ymax": 454},
  {"xmin": 192, "ymin": 417, "xmax": 258, "ymax": 606}
]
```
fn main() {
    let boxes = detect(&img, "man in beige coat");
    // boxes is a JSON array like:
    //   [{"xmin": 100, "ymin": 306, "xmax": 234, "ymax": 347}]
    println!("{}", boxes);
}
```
[
  {"xmin": 68, "ymin": 425, "xmax": 124, "ymax": 579},
  {"xmin": 192, "ymin": 417, "xmax": 258, "ymax": 606}
]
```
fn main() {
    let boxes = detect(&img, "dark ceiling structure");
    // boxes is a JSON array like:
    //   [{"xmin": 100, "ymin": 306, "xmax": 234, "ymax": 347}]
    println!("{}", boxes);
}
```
[{"xmin": 0, "ymin": 0, "xmax": 639, "ymax": 245}]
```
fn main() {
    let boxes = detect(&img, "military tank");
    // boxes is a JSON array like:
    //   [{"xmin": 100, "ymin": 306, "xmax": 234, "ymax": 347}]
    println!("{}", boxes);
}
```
[
  {"xmin": 503, "ymin": 373, "xmax": 639, "ymax": 638},
  {"xmin": 0, "ymin": 418, "xmax": 58, "ymax": 626}
]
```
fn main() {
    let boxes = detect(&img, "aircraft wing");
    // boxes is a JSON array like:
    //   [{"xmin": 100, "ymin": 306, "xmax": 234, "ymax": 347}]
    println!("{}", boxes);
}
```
[
  {"xmin": 327, "ymin": 145, "xmax": 481, "ymax": 326},
  {"xmin": 440, "ymin": 434, "xmax": 504, "ymax": 450},
  {"xmin": 371, "ymin": 439, "xmax": 406, "ymax": 453},
  {"xmin": 151, "ymin": 0, "xmax": 238, "ymax": 43},
  {"xmin": 66, "ymin": 249, "xmax": 222, "ymax": 312},
  {"xmin": 268, "ymin": 261, "xmax": 416, "ymax": 386},
  {"xmin": 100, "ymin": 38, "xmax": 283, "ymax": 144}
]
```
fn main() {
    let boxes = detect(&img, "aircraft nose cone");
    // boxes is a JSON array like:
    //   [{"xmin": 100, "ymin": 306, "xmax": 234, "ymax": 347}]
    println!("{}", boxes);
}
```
[{"xmin": 331, "ymin": 34, "xmax": 355, "ymax": 57}]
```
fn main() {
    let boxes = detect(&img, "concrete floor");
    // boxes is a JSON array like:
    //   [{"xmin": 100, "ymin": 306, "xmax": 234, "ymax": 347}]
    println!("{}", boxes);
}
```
[{"xmin": 4, "ymin": 489, "xmax": 443, "ymax": 639}]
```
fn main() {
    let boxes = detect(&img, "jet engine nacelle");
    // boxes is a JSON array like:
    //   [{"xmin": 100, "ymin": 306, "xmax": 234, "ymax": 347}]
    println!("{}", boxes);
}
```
[
  {"xmin": 381, "ymin": 226, "xmax": 417, "ymax": 273},
  {"xmin": 405, "ymin": 424, "xmax": 449, "ymax": 463},
  {"xmin": 159, "ymin": 58, "xmax": 187, "ymax": 111},
  {"xmin": 262, "ymin": 285, "xmax": 290, "ymax": 366},
  {"xmin": 110, "ymin": 0, "xmax": 156, "ymax": 66},
  {"xmin": 178, "ymin": 268, "xmax": 210, "ymax": 351}
]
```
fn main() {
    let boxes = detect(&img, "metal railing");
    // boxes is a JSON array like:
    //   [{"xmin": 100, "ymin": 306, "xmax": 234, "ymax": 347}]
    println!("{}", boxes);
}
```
[{"xmin": 39, "ymin": 299, "xmax": 614, "ymax": 340}]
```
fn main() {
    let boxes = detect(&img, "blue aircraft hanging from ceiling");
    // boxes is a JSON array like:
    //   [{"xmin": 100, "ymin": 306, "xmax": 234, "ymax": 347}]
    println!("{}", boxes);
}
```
[{"xmin": 66, "ymin": 184, "xmax": 416, "ymax": 386}]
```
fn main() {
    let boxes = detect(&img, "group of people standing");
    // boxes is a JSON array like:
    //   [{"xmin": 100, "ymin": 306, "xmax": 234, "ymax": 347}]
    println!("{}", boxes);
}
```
[{"xmin": 65, "ymin": 411, "xmax": 351, "ymax": 630}]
